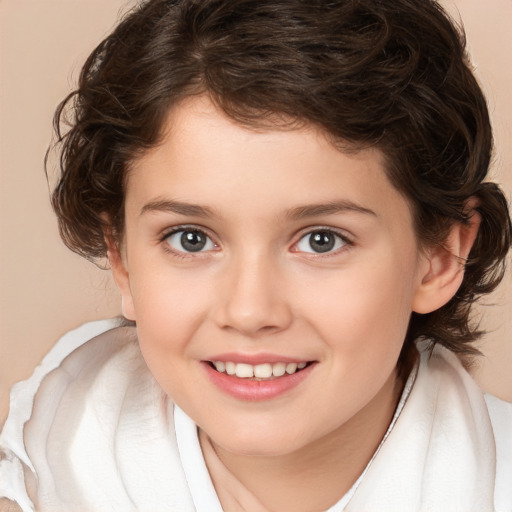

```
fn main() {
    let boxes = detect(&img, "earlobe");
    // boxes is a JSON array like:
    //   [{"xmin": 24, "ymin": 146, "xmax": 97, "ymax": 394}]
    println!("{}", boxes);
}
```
[
  {"xmin": 106, "ymin": 238, "xmax": 137, "ymax": 321},
  {"xmin": 412, "ymin": 207, "xmax": 481, "ymax": 314}
]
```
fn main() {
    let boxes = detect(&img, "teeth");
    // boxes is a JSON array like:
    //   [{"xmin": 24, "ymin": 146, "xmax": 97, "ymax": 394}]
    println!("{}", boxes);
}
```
[
  {"xmin": 235, "ymin": 363, "xmax": 254, "ymax": 378},
  {"xmin": 254, "ymin": 363, "xmax": 272, "ymax": 378},
  {"xmin": 212, "ymin": 360, "xmax": 308, "ymax": 379},
  {"xmin": 225, "ymin": 362, "xmax": 236, "ymax": 375},
  {"xmin": 272, "ymin": 362, "xmax": 286, "ymax": 377},
  {"xmin": 285, "ymin": 363, "xmax": 297, "ymax": 374}
]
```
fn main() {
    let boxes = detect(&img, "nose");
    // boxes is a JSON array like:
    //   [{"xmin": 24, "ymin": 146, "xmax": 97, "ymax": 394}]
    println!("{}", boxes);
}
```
[{"xmin": 213, "ymin": 253, "xmax": 293, "ymax": 337}]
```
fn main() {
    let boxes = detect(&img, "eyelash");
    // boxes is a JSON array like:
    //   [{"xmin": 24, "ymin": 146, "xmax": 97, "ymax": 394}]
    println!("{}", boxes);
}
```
[
  {"xmin": 160, "ymin": 225, "xmax": 218, "ymax": 259},
  {"xmin": 291, "ymin": 227, "xmax": 353, "ymax": 258},
  {"xmin": 159, "ymin": 225, "xmax": 353, "ymax": 259}
]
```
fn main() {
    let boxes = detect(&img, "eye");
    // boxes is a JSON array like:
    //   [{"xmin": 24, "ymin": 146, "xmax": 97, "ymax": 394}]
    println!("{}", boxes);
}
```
[
  {"xmin": 164, "ymin": 228, "xmax": 216, "ymax": 253},
  {"xmin": 295, "ymin": 230, "xmax": 348, "ymax": 254}
]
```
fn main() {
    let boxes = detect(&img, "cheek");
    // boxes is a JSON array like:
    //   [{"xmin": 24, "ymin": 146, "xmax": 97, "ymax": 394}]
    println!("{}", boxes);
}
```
[
  {"xmin": 303, "ymin": 259, "xmax": 416, "ymax": 340},
  {"xmin": 128, "ymin": 269, "xmax": 211, "ymax": 363},
  {"xmin": 133, "ymin": 289, "xmax": 200, "ymax": 404},
  {"xmin": 295, "ymin": 253, "xmax": 418, "ymax": 394}
]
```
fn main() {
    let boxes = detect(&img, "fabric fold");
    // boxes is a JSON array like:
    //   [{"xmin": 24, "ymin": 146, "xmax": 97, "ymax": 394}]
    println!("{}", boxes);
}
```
[{"xmin": 346, "ymin": 344, "xmax": 497, "ymax": 511}]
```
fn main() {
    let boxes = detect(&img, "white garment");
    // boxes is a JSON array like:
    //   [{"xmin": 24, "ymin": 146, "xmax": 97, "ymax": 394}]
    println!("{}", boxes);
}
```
[{"xmin": 0, "ymin": 319, "xmax": 511, "ymax": 511}]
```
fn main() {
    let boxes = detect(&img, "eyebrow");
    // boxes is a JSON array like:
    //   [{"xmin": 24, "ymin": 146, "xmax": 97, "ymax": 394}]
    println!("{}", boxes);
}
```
[
  {"xmin": 139, "ymin": 198, "xmax": 377, "ymax": 220},
  {"xmin": 140, "ymin": 199, "xmax": 215, "ymax": 218},
  {"xmin": 284, "ymin": 200, "xmax": 377, "ymax": 220}
]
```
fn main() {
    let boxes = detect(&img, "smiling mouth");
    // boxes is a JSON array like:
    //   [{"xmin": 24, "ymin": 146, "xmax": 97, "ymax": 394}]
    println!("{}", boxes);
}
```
[{"xmin": 208, "ymin": 361, "xmax": 312, "ymax": 380}]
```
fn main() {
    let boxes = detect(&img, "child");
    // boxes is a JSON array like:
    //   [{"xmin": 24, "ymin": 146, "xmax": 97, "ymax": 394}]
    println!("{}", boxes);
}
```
[{"xmin": 1, "ymin": 0, "xmax": 511, "ymax": 510}]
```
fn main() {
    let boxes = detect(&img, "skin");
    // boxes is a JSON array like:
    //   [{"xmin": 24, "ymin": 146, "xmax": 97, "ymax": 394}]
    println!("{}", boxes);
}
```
[{"xmin": 109, "ymin": 95, "xmax": 479, "ymax": 511}]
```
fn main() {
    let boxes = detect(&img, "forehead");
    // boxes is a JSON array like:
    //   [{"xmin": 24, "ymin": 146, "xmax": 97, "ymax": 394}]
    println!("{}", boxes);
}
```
[{"xmin": 126, "ymin": 96, "xmax": 412, "ymax": 226}]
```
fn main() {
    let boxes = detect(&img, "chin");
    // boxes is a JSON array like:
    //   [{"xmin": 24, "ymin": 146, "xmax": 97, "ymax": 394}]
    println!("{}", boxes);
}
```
[{"xmin": 209, "ymin": 426, "xmax": 309, "ymax": 458}]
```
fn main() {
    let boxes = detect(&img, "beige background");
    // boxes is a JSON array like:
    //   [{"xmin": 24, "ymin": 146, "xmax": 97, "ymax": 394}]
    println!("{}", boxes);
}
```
[{"xmin": 1, "ymin": 0, "xmax": 511, "ymax": 426}]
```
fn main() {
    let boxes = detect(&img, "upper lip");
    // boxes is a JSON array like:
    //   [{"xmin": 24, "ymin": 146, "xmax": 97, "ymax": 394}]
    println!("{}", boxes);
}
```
[{"xmin": 204, "ymin": 352, "xmax": 313, "ymax": 365}]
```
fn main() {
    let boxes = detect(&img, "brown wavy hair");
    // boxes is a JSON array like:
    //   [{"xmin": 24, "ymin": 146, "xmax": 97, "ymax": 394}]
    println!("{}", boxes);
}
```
[{"xmin": 50, "ymin": 0, "xmax": 511, "ymax": 361}]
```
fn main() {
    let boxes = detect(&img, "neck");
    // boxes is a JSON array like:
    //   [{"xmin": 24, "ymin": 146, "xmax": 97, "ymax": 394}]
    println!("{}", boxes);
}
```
[{"xmin": 201, "ymin": 370, "xmax": 404, "ymax": 512}]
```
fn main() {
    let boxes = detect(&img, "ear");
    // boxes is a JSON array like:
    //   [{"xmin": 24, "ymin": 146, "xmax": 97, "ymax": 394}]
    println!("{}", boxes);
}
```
[
  {"xmin": 412, "ymin": 203, "xmax": 481, "ymax": 314},
  {"xmin": 105, "ymin": 236, "xmax": 137, "ymax": 321}
]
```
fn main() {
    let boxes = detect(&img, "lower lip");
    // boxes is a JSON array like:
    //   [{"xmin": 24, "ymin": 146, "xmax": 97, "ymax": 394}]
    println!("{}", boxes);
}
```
[{"xmin": 202, "ymin": 362, "xmax": 316, "ymax": 401}]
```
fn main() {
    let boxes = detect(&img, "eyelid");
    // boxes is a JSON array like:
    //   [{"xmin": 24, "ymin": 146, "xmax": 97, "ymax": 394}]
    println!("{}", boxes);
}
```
[
  {"xmin": 159, "ymin": 224, "xmax": 220, "ymax": 255},
  {"xmin": 159, "ymin": 224, "xmax": 215, "ymax": 241},
  {"xmin": 290, "ymin": 226, "xmax": 354, "ymax": 255},
  {"xmin": 157, "ymin": 224, "xmax": 353, "ymax": 258}
]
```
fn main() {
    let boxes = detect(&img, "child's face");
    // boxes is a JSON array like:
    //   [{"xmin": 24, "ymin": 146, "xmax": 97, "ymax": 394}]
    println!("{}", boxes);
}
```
[{"xmin": 114, "ymin": 95, "xmax": 430, "ymax": 457}]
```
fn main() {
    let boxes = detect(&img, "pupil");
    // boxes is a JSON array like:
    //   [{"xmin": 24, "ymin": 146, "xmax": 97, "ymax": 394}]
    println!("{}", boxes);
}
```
[
  {"xmin": 181, "ymin": 231, "xmax": 206, "ymax": 252},
  {"xmin": 309, "ymin": 232, "xmax": 335, "ymax": 253}
]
